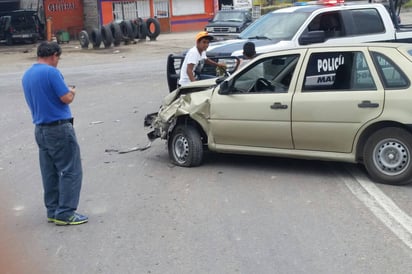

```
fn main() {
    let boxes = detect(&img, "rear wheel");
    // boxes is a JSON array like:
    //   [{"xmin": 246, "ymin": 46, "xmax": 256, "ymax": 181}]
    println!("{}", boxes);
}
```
[
  {"xmin": 363, "ymin": 127, "xmax": 412, "ymax": 185},
  {"xmin": 168, "ymin": 125, "xmax": 203, "ymax": 167}
]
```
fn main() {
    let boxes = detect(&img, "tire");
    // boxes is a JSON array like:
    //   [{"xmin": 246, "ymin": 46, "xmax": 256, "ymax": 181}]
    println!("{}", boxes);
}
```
[
  {"xmin": 137, "ymin": 18, "xmax": 147, "ymax": 40},
  {"xmin": 120, "ymin": 20, "xmax": 134, "ymax": 41},
  {"xmin": 146, "ymin": 17, "xmax": 161, "ymax": 41},
  {"xmin": 79, "ymin": 30, "xmax": 89, "ymax": 49},
  {"xmin": 110, "ymin": 22, "xmax": 122, "ymax": 46},
  {"xmin": 363, "ymin": 127, "xmax": 412, "ymax": 185},
  {"xmin": 90, "ymin": 28, "xmax": 102, "ymax": 49},
  {"xmin": 168, "ymin": 124, "xmax": 203, "ymax": 167},
  {"xmin": 101, "ymin": 25, "xmax": 113, "ymax": 48},
  {"xmin": 130, "ymin": 19, "xmax": 139, "ymax": 39}
]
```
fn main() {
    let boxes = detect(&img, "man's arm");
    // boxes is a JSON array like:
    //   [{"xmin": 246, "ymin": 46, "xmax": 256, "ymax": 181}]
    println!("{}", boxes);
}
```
[
  {"xmin": 206, "ymin": 58, "xmax": 225, "ymax": 68},
  {"xmin": 60, "ymin": 86, "xmax": 76, "ymax": 104},
  {"xmin": 186, "ymin": 63, "xmax": 197, "ymax": 82}
]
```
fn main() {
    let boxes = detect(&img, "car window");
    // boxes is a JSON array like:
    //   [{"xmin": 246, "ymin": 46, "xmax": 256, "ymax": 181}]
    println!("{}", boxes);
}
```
[
  {"xmin": 0, "ymin": 16, "xmax": 11, "ymax": 30},
  {"xmin": 371, "ymin": 52, "xmax": 409, "ymax": 89},
  {"xmin": 239, "ymin": 12, "xmax": 310, "ymax": 40},
  {"xmin": 351, "ymin": 9, "xmax": 384, "ymax": 35},
  {"xmin": 303, "ymin": 51, "xmax": 376, "ymax": 91},
  {"xmin": 232, "ymin": 54, "xmax": 300, "ymax": 94},
  {"xmin": 214, "ymin": 11, "xmax": 245, "ymax": 22},
  {"xmin": 307, "ymin": 12, "xmax": 344, "ymax": 39}
]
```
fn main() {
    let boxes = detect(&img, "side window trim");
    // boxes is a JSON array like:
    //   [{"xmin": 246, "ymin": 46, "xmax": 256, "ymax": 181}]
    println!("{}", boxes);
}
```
[{"xmin": 370, "ymin": 51, "xmax": 410, "ymax": 89}]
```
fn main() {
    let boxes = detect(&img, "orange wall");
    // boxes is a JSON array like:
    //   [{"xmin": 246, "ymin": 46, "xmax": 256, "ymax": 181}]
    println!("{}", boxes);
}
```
[
  {"xmin": 99, "ymin": 0, "xmax": 215, "ymax": 32},
  {"xmin": 44, "ymin": 0, "xmax": 83, "ymax": 36},
  {"xmin": 101, "ymin": 2, "xmax": 114, "ymax": 25},
  {"xmin": 170, "ymin": 0, "xmax": 214, "ymax": 32}
]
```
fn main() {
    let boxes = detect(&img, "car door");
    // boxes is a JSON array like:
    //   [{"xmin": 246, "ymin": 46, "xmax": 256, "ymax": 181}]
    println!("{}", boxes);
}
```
[
  {"xmin": 209, "ymin": 50, "xmax": 304, "ymax": 149},
  {"xmin": 291, "ymin": 47, "xmax": 384, "ymax": 153}
]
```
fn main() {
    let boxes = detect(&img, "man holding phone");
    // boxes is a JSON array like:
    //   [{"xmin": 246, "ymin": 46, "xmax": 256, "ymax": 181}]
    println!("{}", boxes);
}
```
[{"xmin": 22, "ymin": 41, "xmax": 88, "ymax": 226}]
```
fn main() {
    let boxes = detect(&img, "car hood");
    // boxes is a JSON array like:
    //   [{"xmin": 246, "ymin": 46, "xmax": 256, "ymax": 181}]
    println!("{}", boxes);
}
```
[
  {"xmin": 158, "ymin": 82, "xmax": 215, "ymax": 129},
  {"xmin": 163, "ymin": 78, "xmax": 218, "ymax": 106},
  {"xmin": 207, "ymin": 38, "xmax": 279, "ymax": 57}
]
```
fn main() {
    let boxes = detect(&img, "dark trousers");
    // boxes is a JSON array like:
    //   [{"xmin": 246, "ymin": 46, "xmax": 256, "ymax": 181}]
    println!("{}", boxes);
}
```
[{"xmin": 35, "ymin": 122, "xmax": 83, "ymax": 220}]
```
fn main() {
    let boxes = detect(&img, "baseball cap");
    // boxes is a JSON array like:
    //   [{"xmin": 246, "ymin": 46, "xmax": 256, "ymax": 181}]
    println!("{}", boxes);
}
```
[{"xmin": 196, "ymin": 31, "xmax": 213, "ymax": 42}]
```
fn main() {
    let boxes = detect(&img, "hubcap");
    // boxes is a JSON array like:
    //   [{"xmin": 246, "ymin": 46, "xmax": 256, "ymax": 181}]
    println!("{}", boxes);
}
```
[
  {"xmin": 173, "ymin": 135, "xmax": 189, "ymax": 164},
  {"xmin": 373, "ymin": 139, "xmax": 410, "ymax": 176}
]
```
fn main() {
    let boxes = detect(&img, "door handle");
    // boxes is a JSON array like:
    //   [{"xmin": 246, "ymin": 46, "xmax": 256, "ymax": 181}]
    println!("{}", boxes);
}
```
[
  {"xmin": 270, "ymin": 102, "xmax": 288, "ymax": 109},
  {"xmin": 358, "ymin": 100, "xmax": 379, "ymax": 108}
]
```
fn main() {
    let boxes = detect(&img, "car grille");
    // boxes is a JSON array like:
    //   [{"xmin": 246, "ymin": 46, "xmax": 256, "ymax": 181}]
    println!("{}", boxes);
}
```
[{"xmin": 211, "ymin": 27, "xmax": 230, "ymax": 33}]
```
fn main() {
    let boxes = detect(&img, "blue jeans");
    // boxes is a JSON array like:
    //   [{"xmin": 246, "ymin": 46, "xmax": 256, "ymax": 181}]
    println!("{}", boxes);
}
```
[{"xmin": 35, "ymin": 122, "xmax": 82, "ymax": 220}]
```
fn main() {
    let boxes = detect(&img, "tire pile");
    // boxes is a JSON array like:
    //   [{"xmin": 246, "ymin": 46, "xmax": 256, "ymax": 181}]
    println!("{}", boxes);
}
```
[{"xmin": 78, "ymin": 18, "xmax": 161, "ymax": 49}]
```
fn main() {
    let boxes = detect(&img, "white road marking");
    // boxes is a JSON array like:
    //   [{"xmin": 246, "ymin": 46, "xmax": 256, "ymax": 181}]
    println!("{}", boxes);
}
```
[{"xmin": 341, "ymin": 166, "xmax": 412, "ymax": 249}]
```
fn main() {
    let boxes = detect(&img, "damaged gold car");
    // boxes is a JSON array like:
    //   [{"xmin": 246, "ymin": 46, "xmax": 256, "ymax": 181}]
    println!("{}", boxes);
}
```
[{"xmin": 145, "ymin": 44, "xmax": 412, "ymax": 186}]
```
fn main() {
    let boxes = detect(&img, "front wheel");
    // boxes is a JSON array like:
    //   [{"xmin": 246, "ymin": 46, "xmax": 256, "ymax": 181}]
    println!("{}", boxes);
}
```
[
  {"xmin": 168, "ymin": 125, "xmax": 203, "ymax": 167},
  {"xmin": 363, "ymin": 127, "xmax": 412, "ymax": 185}
]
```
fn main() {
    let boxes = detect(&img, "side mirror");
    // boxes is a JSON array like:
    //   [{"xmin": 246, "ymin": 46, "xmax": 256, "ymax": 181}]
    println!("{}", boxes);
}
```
[
  {"xmin": 299, "ymin": 30, "xmax": 325, "ymax": 45},
  {"xmin": 219, "ymin": 80, "xmax": 230, "ymax": 95}
]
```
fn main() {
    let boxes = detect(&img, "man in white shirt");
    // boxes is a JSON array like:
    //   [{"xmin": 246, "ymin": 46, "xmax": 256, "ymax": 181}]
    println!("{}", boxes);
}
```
[{"xmin": 178, "ymin": 31, "xmax": 224, "ymax": 87}]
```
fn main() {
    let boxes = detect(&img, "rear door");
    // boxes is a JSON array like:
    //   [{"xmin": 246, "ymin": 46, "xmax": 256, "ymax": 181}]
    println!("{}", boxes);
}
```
[{"xmin": 291, "ymin": 47, "xmax": 384, "ymax": 153}]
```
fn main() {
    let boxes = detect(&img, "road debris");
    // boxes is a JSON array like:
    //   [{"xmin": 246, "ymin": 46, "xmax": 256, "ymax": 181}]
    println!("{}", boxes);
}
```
[{"xmin": 104, "ymin": 142, "xmax": 152, "ymax": 154}]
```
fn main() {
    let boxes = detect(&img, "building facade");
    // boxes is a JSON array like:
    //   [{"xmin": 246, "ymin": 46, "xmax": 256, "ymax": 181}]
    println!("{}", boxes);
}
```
[{"xmin": 13, "ymin": 0, "xmax": 256, "ymax": 36}]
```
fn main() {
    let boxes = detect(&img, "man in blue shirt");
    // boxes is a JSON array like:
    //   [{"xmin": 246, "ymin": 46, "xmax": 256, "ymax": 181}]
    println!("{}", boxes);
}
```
[{"xmin": 22, "ymin": 41, "xmax": 88, "ymax": 226}]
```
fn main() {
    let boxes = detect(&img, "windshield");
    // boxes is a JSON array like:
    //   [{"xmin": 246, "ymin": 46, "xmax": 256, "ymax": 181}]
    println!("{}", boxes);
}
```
[
  {"xmin": 239, "ymin": 12, "xmax": 310, "ymax": 40},
  {"xmin": 213, "ymin": 11, "xmax": 245, "ymax": 22}
]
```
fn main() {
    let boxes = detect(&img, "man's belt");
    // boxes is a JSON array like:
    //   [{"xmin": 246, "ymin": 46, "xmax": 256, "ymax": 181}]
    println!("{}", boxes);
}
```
[{"xmin": 37, "ymin": 118, "xmax": 73, "ymax": 127}]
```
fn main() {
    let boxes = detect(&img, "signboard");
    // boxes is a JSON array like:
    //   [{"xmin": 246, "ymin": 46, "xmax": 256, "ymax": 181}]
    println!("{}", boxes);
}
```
[
  {"xmin": 44, "ymin": 0, "xmax": 83, "ymax": 36},
  {"xmin": 233, "ymin": 0, "xmax": 252, "ymax": 9}
]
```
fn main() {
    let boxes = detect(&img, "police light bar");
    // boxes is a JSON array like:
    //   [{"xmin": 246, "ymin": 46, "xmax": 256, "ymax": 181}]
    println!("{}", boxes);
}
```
[{"xmin": 317, "ymin": 0, "xmax": 345, "ymax": 5}]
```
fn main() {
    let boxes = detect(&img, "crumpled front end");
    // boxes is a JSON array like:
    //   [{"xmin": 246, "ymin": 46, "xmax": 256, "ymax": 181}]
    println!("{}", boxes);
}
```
[{"xmin": 144, "ymin": 86, "xmax": 214, "ymax": 142}]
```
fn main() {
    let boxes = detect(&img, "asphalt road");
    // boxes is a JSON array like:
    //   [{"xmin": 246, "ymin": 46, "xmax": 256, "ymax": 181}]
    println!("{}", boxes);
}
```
[{"xmin": 1, "ymin": 31, "xmax": 412, "ymax": 274}]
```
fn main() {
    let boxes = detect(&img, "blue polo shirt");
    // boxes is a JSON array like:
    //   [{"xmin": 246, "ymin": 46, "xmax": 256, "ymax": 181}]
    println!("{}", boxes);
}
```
[{"xmin": 22, "ymin": 63, "xmax": 72, "ymax": 125}]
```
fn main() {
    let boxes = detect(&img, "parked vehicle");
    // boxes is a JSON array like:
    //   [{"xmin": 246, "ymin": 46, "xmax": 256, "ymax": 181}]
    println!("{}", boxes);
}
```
[
  {"xmin": 204, "ymin": 9, "xmax": 252, "ymax": 41},
  {"xmin": 146, "ymin": 43, "xmax": 412, "ymax": 186},
  {"xmin": 167, "ymin": 0, "xmax": 412, "ymax": 91},
  {"xmin": 0, "ymin": 10, "xmax": 43, "ymax": 45}
]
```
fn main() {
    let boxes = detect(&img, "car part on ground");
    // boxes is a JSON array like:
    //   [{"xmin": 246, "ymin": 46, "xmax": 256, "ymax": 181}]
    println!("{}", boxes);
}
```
[{"xmin": 146, "ymin": 43, "xmax": 412, "ymax": 186}]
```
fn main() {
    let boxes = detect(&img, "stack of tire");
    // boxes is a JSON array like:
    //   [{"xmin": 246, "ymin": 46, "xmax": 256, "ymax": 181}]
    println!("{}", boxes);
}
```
[{"xmin": 78, "ymin": 17, "xmax": 161, "ymax": 49}]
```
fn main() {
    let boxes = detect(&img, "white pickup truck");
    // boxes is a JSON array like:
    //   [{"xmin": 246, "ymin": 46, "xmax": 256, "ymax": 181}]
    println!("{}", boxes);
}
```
[
  {"xmin": 209, "ymin": 1, "xmax": 412, "ymax": 56},
  {"xmin": 167, "ymin": 0, "xmax": 412, "ymax": 91}
]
